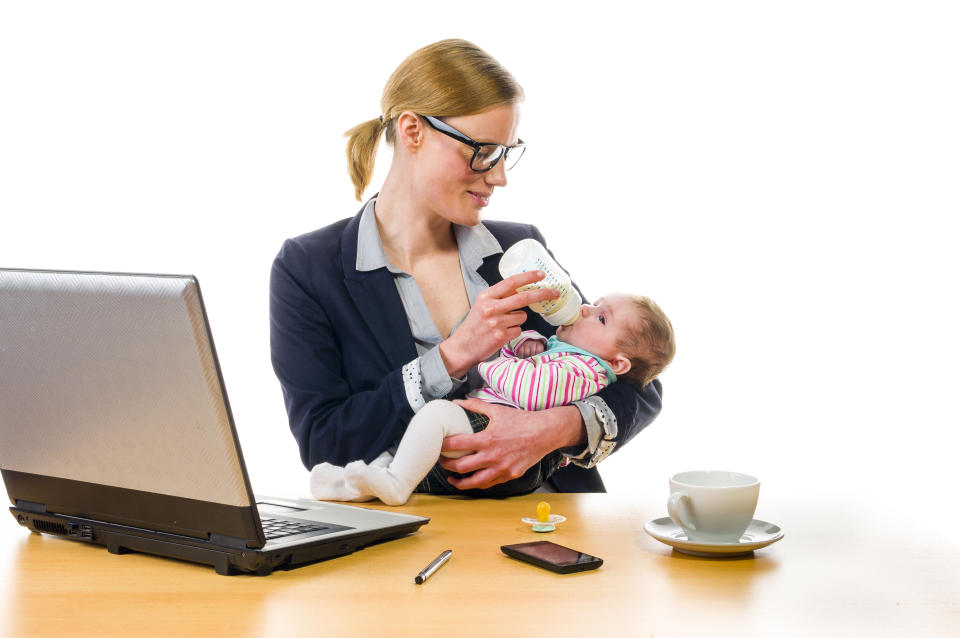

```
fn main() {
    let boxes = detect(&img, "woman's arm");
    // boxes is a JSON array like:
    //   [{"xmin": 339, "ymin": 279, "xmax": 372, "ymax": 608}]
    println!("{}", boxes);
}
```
[
  {"xmin": 439, "ymin": 400, "xmax": 586, "ymax": 490},
  {"xmin": 437, "ymin": 274, "xmax": 561, "ymax": 379},
  {"xmin": 270, "ymin": 238, "xmax": 563, "ymax": 470},
  {"xmin": 569, "ymin": 379, "xmax": 663, "ymax": 467},
  {"xmin": 528, "ymin": 224, "xmax": 664, "ymax": 467},
  {"xmin": 437, "ymin": 223, "xmax": 664, "ymax": 489},
  {"xmin": 438, "ymin": 381, "xmax": 662, "ymax": 490}
]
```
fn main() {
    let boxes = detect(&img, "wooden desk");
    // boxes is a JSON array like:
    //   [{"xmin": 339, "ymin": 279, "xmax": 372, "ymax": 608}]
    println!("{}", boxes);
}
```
[{"xmin": 1, "ymin": 492, "xmax": 957, "ymax": 637}]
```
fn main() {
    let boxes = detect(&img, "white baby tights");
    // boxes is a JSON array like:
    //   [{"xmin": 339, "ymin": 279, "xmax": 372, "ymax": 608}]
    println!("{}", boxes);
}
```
[{"xmin": 309, "ymin": 399, "xmax": 474, "ymax": 505}]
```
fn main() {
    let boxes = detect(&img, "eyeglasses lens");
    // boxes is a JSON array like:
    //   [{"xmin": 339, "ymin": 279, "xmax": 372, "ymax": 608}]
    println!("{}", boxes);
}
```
[
  {"xmin": 472, "ymin": 146, "xmax": 504, "ymax": 172},
  {"xmin": 503, "ymin": 145, "xmax": 525, "ymax": 171},
  {"xmin": 471, "ymin": 144, "xmax": 525, "ymax": 172}
]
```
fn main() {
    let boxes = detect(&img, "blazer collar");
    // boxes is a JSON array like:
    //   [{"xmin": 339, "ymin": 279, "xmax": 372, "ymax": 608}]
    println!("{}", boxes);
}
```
[
  {"xmin": 353, "ymin": 197, "xmax": 502, "ymax": 276},
  {"xmin": 339, "ymin": 195, "xmax": 510, "ymax": 367}
]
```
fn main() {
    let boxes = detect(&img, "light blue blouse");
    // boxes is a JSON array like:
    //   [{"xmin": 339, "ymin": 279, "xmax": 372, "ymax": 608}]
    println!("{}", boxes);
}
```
[{"xmin": 354, "ymin": 197, "xmax": 617, "ymax": 468}]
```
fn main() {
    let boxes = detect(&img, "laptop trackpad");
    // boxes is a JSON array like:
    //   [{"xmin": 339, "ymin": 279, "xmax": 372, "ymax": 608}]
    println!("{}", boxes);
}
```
[{"xmin": 257, "ymin": 502, "xmax": 307, "ymax": 516}]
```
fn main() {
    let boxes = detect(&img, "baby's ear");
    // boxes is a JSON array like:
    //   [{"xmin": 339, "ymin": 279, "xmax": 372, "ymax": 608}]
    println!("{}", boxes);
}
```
[{"xmin": 609, "ymin": 354, "xmax": 632, "ymax": 376}]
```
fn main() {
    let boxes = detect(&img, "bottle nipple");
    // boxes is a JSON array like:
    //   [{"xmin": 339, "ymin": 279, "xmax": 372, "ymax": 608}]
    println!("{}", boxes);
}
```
[
  {"xmin": 560, "ymin": 311, "xmax": 582, "ymax": 327},
  {"xmin": 544, "ymin": 292, "xmax": 583, "ymax": 327}
]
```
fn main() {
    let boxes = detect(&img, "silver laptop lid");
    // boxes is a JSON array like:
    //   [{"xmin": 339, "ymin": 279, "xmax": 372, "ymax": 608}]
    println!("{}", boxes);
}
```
[{"xmin": 0, "ymin": 269, "xmax": 253, "ymax": 509}]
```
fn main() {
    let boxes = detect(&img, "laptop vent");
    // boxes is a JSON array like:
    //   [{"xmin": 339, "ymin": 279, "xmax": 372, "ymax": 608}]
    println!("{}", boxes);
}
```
[{"xmin": 34, "ymin": 520, "xmax": 69, "ymax": 536}]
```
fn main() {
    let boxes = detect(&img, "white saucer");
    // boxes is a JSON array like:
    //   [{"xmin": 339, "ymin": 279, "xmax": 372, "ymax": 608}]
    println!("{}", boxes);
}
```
[{"xmin": 644, "ymin": 517, "xmax": 784, "ymax": 557}]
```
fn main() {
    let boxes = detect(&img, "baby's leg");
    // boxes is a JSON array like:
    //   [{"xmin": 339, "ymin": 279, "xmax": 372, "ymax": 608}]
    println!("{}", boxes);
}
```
[
  {"xmin": 345, "ymin": 400, "xmax": 472, "ymax": 505},
  {"xmin": 309, "ymin": 450, "xmax": 392, "ymax": 502}
]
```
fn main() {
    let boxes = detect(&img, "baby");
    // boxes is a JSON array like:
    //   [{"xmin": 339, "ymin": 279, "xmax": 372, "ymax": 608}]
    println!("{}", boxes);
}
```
[{"xmin": 310, "ymin": 294, "xmax": 675, "ymax": 504}]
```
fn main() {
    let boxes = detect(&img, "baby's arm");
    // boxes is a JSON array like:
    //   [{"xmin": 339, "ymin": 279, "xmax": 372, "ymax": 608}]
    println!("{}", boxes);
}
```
[
  {"xmin": 515, "ymin": 340, "xmax": 546, "ymax": 358},
  {"xmin": 502, "ymin": 330, "xmax": 548, "ymax": 358},
  {"xmin": 466, "ymin": 331, "xmax": 547, "ymax": 391}
]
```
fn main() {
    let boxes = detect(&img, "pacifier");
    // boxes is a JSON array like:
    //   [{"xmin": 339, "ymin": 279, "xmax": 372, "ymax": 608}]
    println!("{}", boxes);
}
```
[{"xmin": 521, "ymin": 501, "xmax": 566, "ymax": 533}]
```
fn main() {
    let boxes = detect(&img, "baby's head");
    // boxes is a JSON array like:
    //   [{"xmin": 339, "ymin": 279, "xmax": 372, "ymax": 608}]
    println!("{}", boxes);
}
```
[{"xmin": 555, "ymin": 294, "xmax": 675, "ymax": 388}]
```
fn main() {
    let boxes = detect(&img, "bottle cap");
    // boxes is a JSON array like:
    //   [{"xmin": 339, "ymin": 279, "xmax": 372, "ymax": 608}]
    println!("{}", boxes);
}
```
[{"xmin": 542, "ymin": 288, "xmax": 583, "ymax": 326}]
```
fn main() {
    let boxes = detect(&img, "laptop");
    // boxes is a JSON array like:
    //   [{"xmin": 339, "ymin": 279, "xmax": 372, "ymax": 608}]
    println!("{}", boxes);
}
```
[{"xmin": 0, "ymin": 268, "xmax": 428, "ymax": 575}]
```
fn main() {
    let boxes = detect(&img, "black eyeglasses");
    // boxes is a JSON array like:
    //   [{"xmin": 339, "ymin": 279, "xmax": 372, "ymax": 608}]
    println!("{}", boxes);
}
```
[{"xmin": 419, "ymin": 114, "xmax": 526, "ymax": 173}]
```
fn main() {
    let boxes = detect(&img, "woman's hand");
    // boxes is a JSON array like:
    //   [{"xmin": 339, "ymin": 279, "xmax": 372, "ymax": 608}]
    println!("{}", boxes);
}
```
[
  {"xmin": 438, "ymin": 271, "xmax": 559, "ymax": 378},
  {"xmin": 438, "ymin": 399, "xmax": 586, "ymax": 490}
]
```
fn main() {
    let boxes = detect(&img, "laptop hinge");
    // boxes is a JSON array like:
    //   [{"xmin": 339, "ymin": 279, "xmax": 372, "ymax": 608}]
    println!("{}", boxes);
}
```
[
  {"xmin": 14, "ymin": 500, "xmax": 46, "ymax": 513},
  {"xmin": 208, "ymin": 533, "xmax": 250, "ymax": 550}
]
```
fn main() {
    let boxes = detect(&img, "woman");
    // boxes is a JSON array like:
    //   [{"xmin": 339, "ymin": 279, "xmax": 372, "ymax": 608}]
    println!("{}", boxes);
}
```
[{"xmin": 270, "ymin": 39, "xmax": 662, "ymax": 494}]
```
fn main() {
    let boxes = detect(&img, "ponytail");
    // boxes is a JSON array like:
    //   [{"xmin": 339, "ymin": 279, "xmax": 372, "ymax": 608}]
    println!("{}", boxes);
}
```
[
  {"xmin": 344, "ymin": 116, "xmax": 386, "ymax": 201},
  {"xmin": 344, "ymin": 39, "xmax": 523, "ymax": 201}
]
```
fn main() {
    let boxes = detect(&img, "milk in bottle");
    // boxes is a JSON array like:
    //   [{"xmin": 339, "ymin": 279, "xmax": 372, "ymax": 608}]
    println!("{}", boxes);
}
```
[{"xmin": 498, "ymin": 239, "xmax": 582, "ymax": 327}]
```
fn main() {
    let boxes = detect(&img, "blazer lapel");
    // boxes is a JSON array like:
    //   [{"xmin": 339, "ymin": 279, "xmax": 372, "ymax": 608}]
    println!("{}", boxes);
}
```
[
  {"xmin": 477, "ymin": 251, "xmax": 503, "ymax": 287},
  {"xmin": 341, "ymin": 206, "xmax": 417, "ymax": 370}
]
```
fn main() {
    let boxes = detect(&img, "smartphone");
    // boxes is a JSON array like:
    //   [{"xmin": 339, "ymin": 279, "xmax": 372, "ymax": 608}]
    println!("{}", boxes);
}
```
[{"xmin": 500, "ymin": 541, "xmax": 603, "ymax": 574}]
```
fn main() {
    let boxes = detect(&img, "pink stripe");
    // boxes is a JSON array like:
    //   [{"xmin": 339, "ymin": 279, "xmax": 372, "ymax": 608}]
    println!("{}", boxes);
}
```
[
  {"xmin": 518, "ymin": 360, "xmax": 531, "ymax": 409},
  {"xmin": 524, "ymin": 369, "xmax": 535, "ymax": 410},
  {"xmin": 532, "ymin": 362, "xmax": 542, "ymax": 409},
  {"xmin": 545, "ymin": 361, "xmax": 556, "ymax": 408},
  {"xmin": 562, "ymin": 353, "xmax": 578, "ymax": 405},
  {"xmin": 582, "ymin": 359, "xmax": 599, "ymax": 397},
  {"xmin": 499, "ymin": 362, "xmax": 517, "ymax": 397},
  {"xmin": 510, "ymin": 361, "xmax": 524, "ymax": 404},
  {"xmin": 493, "ymin": 359, "xmax": 510, "ymax": 392},
  {"xmin": 555, "ymin": 358, "xmax": 565, "ymax": 406},
  {"xmin": 478, "ymin": 360, "xmax": 501, "ymax": 403},
  {"xmin": 582, "ymin": 359, "xmax": 595, "ymax": 384},
  {"xmin": 494, "ymin": 358, "xmax": 514, "ymax": 404}
]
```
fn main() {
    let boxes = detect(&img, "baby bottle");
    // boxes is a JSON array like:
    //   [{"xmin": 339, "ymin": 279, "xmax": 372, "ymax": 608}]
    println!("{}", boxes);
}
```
[{"xmin": 498, "ymin": 239, "xmax": 582, "ymax": 326}]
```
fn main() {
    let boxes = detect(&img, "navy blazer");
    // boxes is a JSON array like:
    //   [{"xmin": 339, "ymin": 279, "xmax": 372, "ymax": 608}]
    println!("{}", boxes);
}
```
[{"xmin": 269, "ymin": 201, "xmax": 663, "ymax": 493}]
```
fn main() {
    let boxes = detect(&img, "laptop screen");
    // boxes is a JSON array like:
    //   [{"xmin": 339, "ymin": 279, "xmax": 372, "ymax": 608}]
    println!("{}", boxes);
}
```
[{"xmin": 0, "ymin": 269, "xmax": 262, "ymax": 543}]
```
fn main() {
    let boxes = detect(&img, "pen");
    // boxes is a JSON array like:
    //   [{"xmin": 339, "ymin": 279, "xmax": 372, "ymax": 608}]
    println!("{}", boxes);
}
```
[{"xmin": 414, "ymin": 549, "xmax": 452, "ymax": 585}]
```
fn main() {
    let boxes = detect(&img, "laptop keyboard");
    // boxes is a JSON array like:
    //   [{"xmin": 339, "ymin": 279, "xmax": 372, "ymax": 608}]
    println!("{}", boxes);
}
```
[{"xmin": 260, "ymin": 517, "xmax": 329, "ymax": 540}]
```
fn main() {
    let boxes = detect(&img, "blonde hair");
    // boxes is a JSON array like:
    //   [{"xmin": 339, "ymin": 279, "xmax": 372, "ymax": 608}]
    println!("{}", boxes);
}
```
[
  {"xmin": 617, "ymin": 296, "xmax": 676, "ymax": 389},
  {"xmin": 344, "ymin": 39, "xmax": 525, "ymax": 201}
]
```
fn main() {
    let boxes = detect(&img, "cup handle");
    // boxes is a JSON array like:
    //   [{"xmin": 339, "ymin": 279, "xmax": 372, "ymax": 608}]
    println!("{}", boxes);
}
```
[{"xmin": 667, "ymin": 491, "xmax": 696, "ymax": 531}]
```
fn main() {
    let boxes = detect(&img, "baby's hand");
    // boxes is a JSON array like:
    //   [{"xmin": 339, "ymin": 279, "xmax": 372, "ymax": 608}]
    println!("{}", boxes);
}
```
[{"xmin": 516, "ymin": 340, "xmax": 546, "ymax": 358}]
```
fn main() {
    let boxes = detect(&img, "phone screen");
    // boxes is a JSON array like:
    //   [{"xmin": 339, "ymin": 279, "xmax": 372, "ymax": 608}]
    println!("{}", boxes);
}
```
[{"xmin": 501, "ymin": 541, "xmax": 603, "ymax": 573}]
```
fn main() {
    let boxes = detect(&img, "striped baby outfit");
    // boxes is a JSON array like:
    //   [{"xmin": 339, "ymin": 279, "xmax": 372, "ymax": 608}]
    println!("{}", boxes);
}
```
[{"xmin": 467, "ymin": 330, "xmax": 617, "ymax": 410}]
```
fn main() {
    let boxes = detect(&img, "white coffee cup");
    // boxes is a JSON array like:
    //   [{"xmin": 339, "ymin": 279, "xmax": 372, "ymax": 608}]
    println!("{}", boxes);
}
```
[{"xmin": 667, "ymin": 471, "xmax": 760, "ymax": 543}]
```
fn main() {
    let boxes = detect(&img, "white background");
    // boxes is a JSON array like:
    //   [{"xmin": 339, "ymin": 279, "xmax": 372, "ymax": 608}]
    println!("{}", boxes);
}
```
[{"xmin": 2, "ymin": 1, "xmax": 957, "ymax": 533}]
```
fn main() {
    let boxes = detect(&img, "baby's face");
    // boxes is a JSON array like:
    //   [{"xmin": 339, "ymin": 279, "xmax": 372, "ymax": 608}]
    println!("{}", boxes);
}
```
[{"xmin": 554, "ymin": 294, "xmax": 638, "ymax": 365}]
